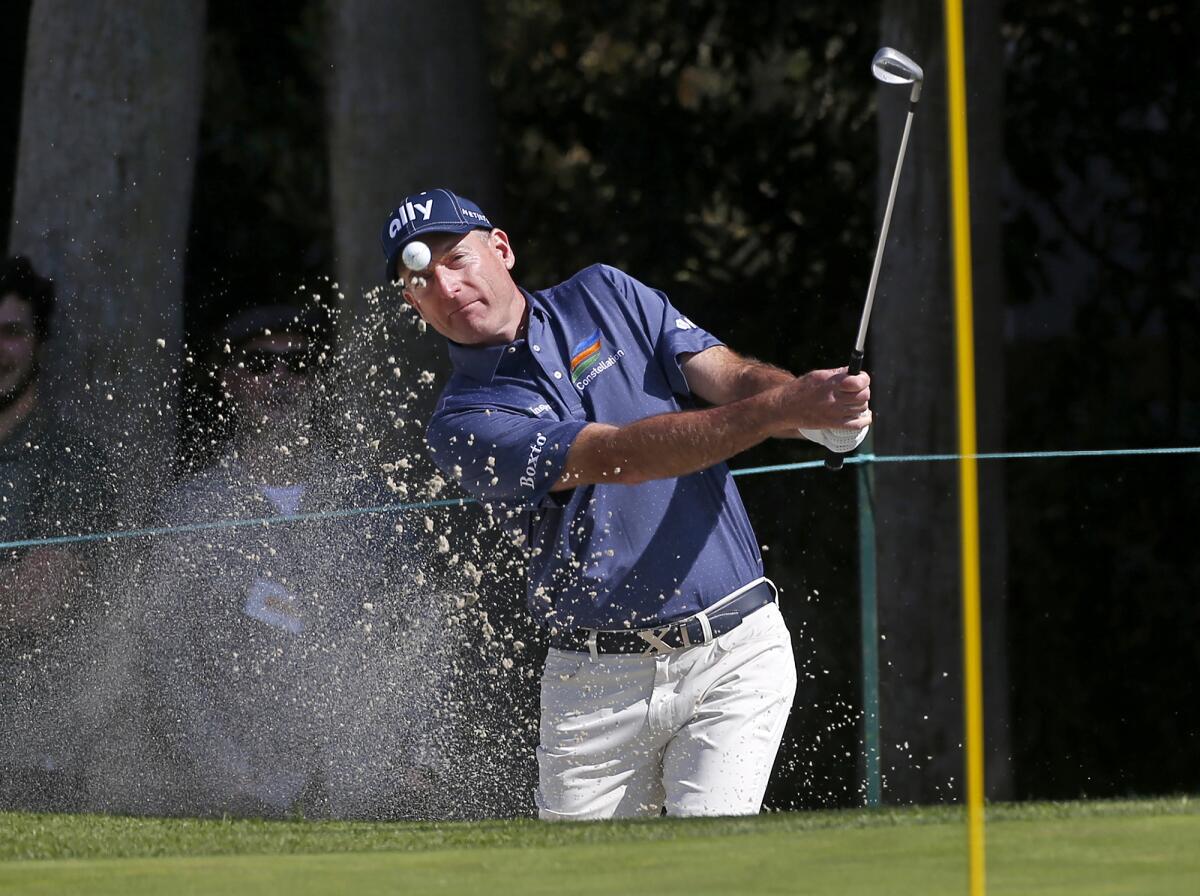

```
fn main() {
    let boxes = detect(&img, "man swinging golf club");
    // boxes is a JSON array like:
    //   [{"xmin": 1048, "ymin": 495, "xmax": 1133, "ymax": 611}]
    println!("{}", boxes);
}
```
[{"xmin": 377, "ymin": 184, "xmax": 872, "ymax": 819}]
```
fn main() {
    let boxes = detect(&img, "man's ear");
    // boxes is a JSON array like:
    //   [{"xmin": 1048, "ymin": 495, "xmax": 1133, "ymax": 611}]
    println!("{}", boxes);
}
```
[
  {"xmin": 401, "ymin": 287, "xmax": 425, "ymax": 318},
  {"xmin": 489, "ymin": 228, "xmax": 516, "ymax": 271}
]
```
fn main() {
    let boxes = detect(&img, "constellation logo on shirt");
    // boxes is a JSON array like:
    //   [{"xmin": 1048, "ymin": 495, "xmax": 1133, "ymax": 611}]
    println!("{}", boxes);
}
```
[
  {"xmin": 570, "ymin": 328, "xmax": 625, "ymax": 391},
  {"xmin": 569, "ymin": 329, "xmax": 603, "ymax": 383}
]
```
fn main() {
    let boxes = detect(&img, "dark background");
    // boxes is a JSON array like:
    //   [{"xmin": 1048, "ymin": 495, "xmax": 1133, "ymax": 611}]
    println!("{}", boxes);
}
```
[{"xmin": 2, "ymin": 0, "xmax": 1196, "ymax": 809}]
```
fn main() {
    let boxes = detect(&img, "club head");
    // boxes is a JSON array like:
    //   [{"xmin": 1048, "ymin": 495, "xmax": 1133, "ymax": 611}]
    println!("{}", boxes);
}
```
[{"xmin": 872, "ymin": 47, "xmax": 924, "ymax": 85}]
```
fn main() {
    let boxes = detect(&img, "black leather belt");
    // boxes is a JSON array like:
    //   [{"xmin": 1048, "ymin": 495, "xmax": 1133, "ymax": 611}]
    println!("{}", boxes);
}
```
[{"xmin": 548, "ymin": 580, "xmax": 775, "ymax": 656}]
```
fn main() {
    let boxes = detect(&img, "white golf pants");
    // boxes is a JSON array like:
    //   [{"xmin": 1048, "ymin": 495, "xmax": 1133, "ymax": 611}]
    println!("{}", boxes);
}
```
[{"xmin": 536, "ymin": 601, "xmax": 797, "ymax": 820}]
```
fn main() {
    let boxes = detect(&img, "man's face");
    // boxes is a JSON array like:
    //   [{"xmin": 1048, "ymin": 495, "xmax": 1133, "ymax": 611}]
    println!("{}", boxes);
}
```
[
  {"xmin": 401, "ymin": 229, "xmax": 525, "ymax": 346},
  {"xmin": 0, "ymin": 294, "xmax": 38, "ymax": 404},
  {"xmin": 222, "ymin": 333, "xmax": 316, "ymax": 434}
]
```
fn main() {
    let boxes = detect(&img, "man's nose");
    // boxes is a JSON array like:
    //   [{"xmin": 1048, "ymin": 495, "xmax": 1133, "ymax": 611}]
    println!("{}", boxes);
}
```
[{"xmin": 431, "ymin": 264, "xmax": 461, "ymax": 298}]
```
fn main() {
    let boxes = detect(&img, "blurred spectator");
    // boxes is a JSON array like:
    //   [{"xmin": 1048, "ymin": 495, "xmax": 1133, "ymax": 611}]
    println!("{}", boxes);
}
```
[
  {"xmin": 129, "ymin": 304, "xmax": 447, "ymax": 819},
  {"xmin": 0, "ymin": 255, "xmax": 118, "ymax": 811}
]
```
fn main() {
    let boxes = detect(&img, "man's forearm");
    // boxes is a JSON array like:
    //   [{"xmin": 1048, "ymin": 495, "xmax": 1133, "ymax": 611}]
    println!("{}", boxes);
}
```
[
  {"xmin": 682, "ymin": 346, "xmax": 795, "ymax": 406},
  {"xmin": 556, "ymin": 366, "xmax": 869, "ymax": 490},
  {"xmin": 726, "ymin": 356, "xmax": 796, "ymax": 401},
  {"xmin": 557, "ymin": 390, "xmax": 780, "ymax": 488}
]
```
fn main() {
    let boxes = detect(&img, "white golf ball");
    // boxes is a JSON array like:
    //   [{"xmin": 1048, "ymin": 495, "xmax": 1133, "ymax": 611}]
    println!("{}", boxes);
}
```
[{"xmin": 402, "ymin": 240, "xmax": 432, "ymax": 272}]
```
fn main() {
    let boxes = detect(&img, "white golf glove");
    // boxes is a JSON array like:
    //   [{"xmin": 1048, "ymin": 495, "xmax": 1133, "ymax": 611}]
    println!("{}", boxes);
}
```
[{"xmin": 799, "ymin": 425, "xmax": 870, "ymax": 454}]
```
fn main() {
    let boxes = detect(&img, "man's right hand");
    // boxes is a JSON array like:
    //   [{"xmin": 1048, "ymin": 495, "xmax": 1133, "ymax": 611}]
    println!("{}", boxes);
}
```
[{"xmin": 767, "ymin": 367, "xmax": 871, "ymax": 436}]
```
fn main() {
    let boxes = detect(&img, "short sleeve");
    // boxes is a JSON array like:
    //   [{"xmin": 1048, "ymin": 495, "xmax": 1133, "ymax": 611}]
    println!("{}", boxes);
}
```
[
  {"xmin": 427, "ymin": 406, "xmax": 587, "ymax": 509},
  {"xmin": 602, "ymin": 265, "xmax": 722, "ymax": 396}
]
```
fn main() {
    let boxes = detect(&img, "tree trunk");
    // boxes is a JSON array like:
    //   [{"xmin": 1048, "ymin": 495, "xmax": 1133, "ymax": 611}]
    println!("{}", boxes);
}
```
[
  {"xmin": 8, "ymin": 0, "xmax": 205, "ymax": 517},
  {"xmin": 326, "ymin": 0, "xmax": 500, "ymax": 443},
  {"xmin": 873, "ymin": 0, "xmax": 1011, "ymax": 803},
  {"xmin": 0, "ymin": 1, "xmax": 33, "ymax": 251}
]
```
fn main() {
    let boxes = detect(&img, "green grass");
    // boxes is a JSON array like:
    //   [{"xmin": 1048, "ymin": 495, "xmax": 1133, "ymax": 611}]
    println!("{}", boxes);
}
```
[{"xmin": 1, "ymin": 798, "xmax": 1196, "ymax": 895}]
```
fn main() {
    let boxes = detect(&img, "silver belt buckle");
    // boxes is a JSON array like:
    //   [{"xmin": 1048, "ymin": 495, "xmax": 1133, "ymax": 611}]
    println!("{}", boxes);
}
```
[{"xmin": 637, "ymin": 626, "xmax": 674, "ymax": 656}]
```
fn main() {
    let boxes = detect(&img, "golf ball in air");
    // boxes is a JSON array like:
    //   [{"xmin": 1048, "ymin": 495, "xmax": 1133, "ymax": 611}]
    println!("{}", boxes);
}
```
[{"xmin": 402, "ymin": 240, "xmax": 432, "ymax": 272}]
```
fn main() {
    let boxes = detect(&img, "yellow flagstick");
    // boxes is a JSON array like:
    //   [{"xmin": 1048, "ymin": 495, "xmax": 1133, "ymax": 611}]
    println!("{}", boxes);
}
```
[{"xmin": 943, "ymin": 2, "xmax": 987, "ymax": 894}]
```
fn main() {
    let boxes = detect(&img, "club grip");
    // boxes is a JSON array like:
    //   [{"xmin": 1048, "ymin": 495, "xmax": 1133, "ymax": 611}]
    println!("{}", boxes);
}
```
[{"xmin": 824, "ymin": 349, "xmax": 865, "ymax": 471}]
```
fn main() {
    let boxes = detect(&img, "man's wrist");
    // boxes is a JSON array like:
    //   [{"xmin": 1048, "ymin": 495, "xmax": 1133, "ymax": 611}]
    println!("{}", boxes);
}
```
[{"xmin": 738, "ymin": 385, "xmax": 792, "ymax": 440}]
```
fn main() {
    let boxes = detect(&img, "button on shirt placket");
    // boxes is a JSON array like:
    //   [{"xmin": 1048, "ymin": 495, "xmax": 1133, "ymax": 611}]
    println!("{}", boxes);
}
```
[{"xmin": 529, "ymin": 312, "xmax": 583, "ymax": 416}]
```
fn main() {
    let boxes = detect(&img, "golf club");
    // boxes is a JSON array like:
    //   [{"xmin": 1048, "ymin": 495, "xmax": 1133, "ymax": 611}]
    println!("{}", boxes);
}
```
[{"xmin": 826, "ymin": 46, "xmax": 924, "ymax": 470}]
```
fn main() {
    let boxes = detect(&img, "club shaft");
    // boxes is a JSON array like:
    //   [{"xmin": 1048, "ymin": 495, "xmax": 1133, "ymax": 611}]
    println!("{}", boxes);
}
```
[
  {"xmin": 826, "ymin": 95, "xmax": 919, "ymax": 472},
  {"xmin": 855, "ymin": 103, "xmax": 916, "ymax": 353}
]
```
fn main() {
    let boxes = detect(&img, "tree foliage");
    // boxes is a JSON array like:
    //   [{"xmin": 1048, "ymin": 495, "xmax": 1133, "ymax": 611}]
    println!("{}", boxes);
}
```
[
  {"xmin": 1003, "ymin": 0, "xmax": 1199, "ymax": 443},
  {"xmin": 486, "ymin": 1, "xmax": 880, "ymax": 374}
]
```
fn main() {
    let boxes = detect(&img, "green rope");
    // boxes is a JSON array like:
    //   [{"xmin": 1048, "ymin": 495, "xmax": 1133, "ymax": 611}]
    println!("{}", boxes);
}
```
[{"xmin": 4, "ymin": 446, "xmax": 1197, "ymax": 551}]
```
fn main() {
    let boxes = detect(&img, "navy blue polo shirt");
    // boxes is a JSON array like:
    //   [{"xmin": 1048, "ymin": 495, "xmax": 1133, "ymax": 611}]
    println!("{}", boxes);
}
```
[{"xmin": 426, "ymin": 264, "xmax": 763, "ymax": 631}]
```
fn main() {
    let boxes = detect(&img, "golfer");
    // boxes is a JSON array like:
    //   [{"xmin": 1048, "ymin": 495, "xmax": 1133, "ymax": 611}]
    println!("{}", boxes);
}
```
[{"xmin": 379, "ymin": 189, "xmax": 871, "ymax": 819}]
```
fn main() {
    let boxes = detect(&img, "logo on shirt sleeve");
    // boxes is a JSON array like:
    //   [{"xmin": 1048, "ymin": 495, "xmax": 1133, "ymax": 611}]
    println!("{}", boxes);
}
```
[{"xmin": 520, "ymin": 432, "xmax": 548, "ymax": 489}]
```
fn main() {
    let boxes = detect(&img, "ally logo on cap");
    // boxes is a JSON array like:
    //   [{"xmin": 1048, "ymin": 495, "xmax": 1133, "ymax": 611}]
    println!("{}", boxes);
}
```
[{"xmin": 389, "ymin": 198, "xmax": 434, "ymax": 238}]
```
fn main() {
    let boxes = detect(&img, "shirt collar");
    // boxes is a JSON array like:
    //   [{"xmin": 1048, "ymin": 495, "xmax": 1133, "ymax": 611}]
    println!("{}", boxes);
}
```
[
  {"xmin": 446, "ymin": 340, "xmax": 510, "ymax": 383},
  {"xmin": 522, "ymin": 286, "xmax": 553, "ymax": 321},
  {"xmin": 444, "ymin": 288, "xmax": 552, "ymax": 384}
]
